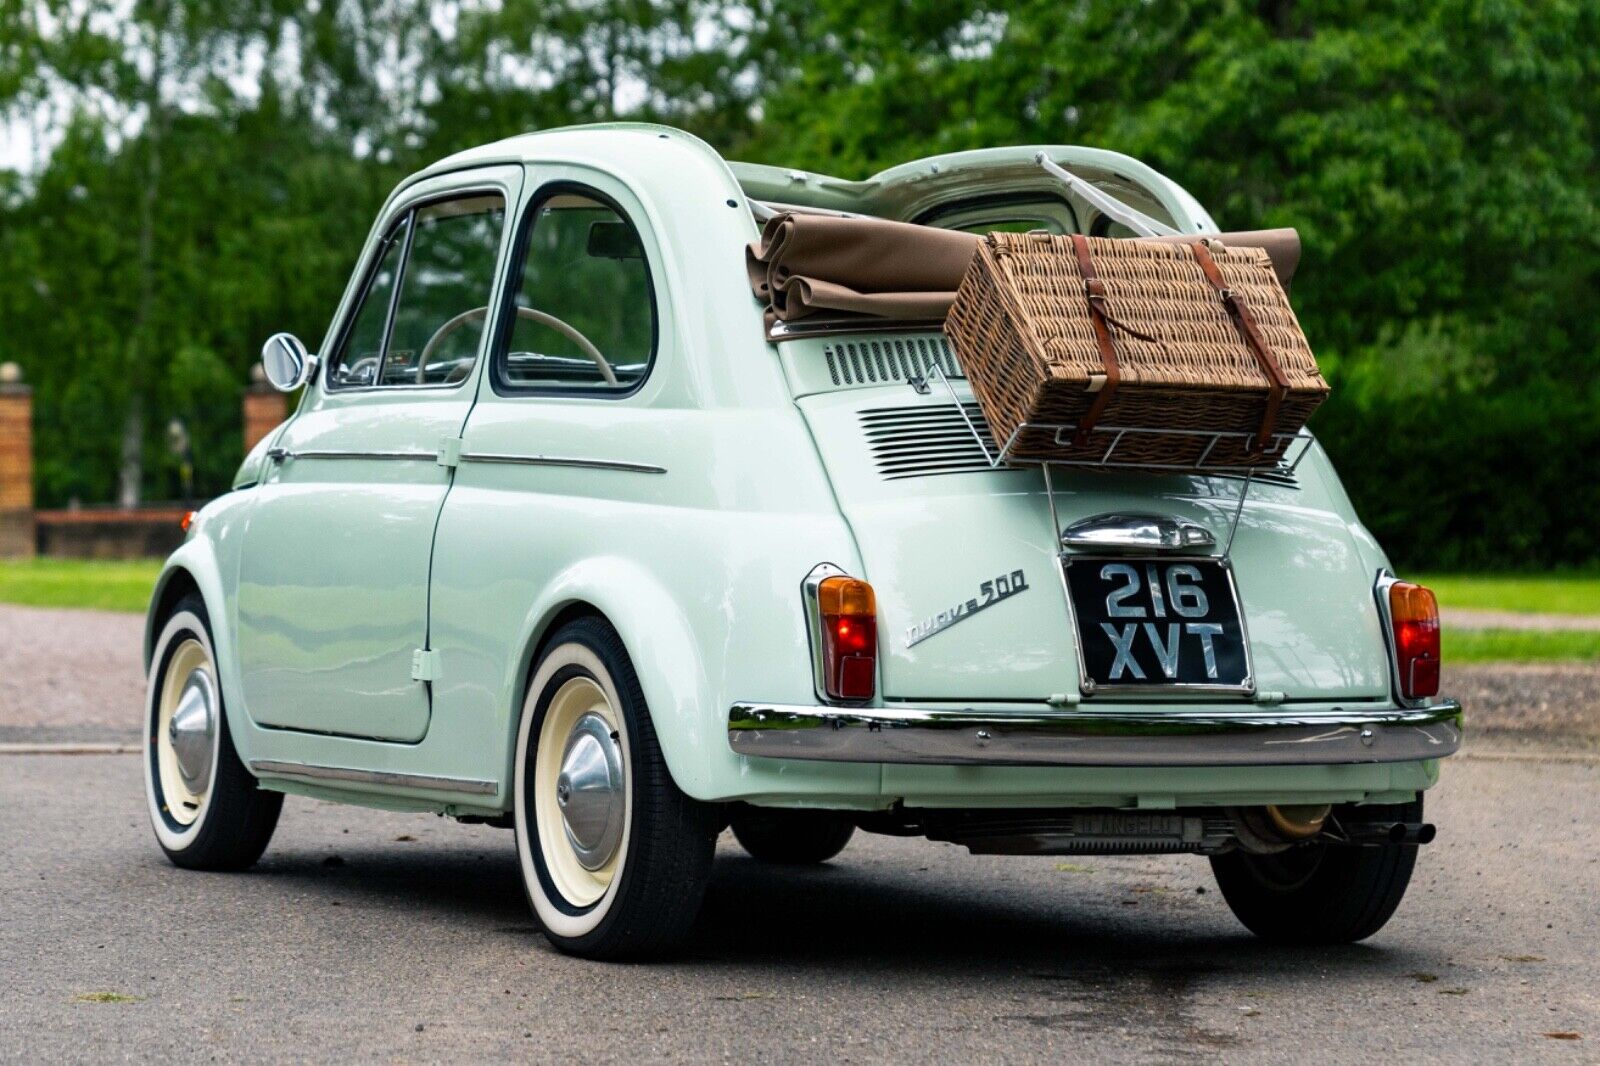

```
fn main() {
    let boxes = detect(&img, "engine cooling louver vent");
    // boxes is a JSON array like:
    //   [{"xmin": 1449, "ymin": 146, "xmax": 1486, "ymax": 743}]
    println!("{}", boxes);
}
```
[
  {"xmin": 825, "ymin": 335, "xmax": 962, "ymax": 388},
  {"xmin": 860, "ymin": 402, "xmax": 1008, "ymax": 481},
  {"xmin": 860, "ymin": 402, "xmax": 1303, "ymax": 485}
]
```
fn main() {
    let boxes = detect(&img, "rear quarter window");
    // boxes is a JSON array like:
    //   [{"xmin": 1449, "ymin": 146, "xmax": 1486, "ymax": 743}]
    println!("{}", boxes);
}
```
[{"xmin": 494, "ymin": 188, "xmax": 656, "ymax": 395}]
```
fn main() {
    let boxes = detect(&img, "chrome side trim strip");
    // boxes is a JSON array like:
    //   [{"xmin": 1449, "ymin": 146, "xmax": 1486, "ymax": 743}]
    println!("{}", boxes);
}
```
[
  {"xmin": 249, "ymin": 759, "xmax": 498, "ymax": 796},
  {"xmin": 460, "ymin": 452, "xmax": 666, "ymax": 475},
  {"xmin": 270, "ymin": 449, "xmax": 438, "ymax": 463},
  {"xmin": 727, "ymin": 699, "xmax": 1462, "ymax": 768}
]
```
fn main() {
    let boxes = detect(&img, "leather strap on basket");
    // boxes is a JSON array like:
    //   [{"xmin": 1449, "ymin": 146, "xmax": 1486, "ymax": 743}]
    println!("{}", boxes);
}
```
[
  {"xmin": 1070, "ymin": 234, "xmax": 1120, "ymax": 448},
  {"xmin": 1067, "ymin": 236, "xmax": 1167, "ymax": 448},
  {"xmin": 1190, "ymin": 240, "xmax": 1290, "ymax": 453}
]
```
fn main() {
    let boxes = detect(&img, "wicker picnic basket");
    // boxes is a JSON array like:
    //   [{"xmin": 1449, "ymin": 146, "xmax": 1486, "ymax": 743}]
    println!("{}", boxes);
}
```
[{"xmin": 944, "ymin": 232, "xmax": 1329, "ymax": 469}]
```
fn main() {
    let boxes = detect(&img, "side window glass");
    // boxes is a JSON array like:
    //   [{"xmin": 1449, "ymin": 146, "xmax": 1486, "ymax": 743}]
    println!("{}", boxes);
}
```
[
  {"xmin": 382, "ymin": 195, "xmax": 506, "ymax": 386},
  {"xmin": 329, "ymin": 218, "xmax": 407, "ymax": 388},
  {"xmin": 500, "ymin": 191, "xmax": 655, "ymax": 391}
]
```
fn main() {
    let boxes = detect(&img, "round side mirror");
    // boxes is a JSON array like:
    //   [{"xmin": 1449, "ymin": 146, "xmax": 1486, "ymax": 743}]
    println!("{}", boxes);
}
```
[{"xmin": 260, "ymin": 333, "xmax": 315, "ymax": 392}]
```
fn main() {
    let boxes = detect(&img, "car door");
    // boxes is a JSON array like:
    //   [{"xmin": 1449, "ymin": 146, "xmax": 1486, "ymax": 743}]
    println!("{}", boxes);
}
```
[
  {"xmin": 236, "ymin": 166, "xmax": 520, "ymax": 742},
  {"xmin": 426, "ymin": 175, "xmax": 678, "ymax": 747}
]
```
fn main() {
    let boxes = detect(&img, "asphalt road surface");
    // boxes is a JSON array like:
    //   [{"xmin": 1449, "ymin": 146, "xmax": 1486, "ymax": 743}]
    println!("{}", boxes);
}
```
[
  {"xmin": 7, "ymin": 602, "xmax": 1597, "ymax": 753},
  {"xmin": 2, "ymin": 751, "xmax": 1595, "ymax": 1063}
]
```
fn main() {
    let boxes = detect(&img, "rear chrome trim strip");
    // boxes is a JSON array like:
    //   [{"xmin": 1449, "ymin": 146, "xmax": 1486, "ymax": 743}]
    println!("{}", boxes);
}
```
[
  {"xmin": 460, "ymin": 452, "xmax": 666, "ymax": 474},
  {"xmin": 728, "ymin": 700, "xmax": 1462, "ymax": 767},
  {"xmin": 249, "ymin": 759, "xmax": 498, "ymax": 796}
]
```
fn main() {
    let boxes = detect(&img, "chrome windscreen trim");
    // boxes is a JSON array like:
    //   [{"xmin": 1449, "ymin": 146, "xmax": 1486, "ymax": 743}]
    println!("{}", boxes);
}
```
[
  {"xmin": 727, "ymin": 699, "xmax": 1462, "ymax": 768},
  {"xmin": 249, "ymin": 759, "xmax": 498, "ymax": 796},
  {"xmin": 459, "ymin": 452, "xmax": 666, "ymax": 475}
]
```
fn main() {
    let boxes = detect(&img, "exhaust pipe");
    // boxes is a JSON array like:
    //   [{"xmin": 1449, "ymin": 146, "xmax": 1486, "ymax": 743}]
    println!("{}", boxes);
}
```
[
  {"xmin": 1228, "ymin": 805, "xmax": 1436, "ymax": 853},
  {"xmin": 1341, "ymin": 820, "xmax": 1436, "ymax": 846}
]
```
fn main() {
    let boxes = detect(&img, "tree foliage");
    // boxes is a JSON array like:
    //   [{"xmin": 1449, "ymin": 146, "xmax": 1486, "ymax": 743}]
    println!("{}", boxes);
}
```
[{"xmin": 0, "ymin": 0, "xmax": 1594, "ymax": 566}]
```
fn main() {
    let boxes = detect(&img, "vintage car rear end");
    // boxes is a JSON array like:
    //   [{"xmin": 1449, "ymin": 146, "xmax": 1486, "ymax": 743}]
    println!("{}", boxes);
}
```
[
  {"xmin": 724, "ymin": 148, "xmax": 1459, "ymax": 943},
  {"xmin": 146, "ymin": 126, "xmax": 1459, "ymax": 957}
]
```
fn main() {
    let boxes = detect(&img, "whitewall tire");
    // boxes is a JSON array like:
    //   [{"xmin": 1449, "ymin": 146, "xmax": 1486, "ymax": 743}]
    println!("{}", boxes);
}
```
[
  {"xmin": 144, "ymin": 595, "xmax": 281, "ymax": 869},
  {"xmin": 513, "ymin": 617, "xmax": 716, "ymax": 959}
]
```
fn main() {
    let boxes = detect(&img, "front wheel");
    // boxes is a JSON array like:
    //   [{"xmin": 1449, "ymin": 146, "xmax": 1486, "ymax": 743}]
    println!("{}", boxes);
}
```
[
  {"xmin": 513, "ymin": 618, "xmax": 717, "ymax": 959},
  {"xmin": 144, "ymin": 595, "xmax": 282, "ymax": 870},
  {"xmin": 1209, "ymin": 799, "xmax": 1422, "ymax": 944}
]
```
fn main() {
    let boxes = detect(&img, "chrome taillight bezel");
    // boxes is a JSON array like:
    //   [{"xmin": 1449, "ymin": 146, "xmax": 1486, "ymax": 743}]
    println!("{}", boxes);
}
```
[
  {"xmin": 1373, "ymin": 568, "xmax": 1439, "ymax": 708},
  {"xmin": 802, "ymin": 562, "xmax": 876, "ymax": 706}
]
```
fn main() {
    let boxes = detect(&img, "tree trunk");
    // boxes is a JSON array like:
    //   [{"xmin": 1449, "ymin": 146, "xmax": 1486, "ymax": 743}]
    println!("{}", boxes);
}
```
[
  {"xmin": 116, "ymin": 395, "xmax": 144, "ymax": 509},
  {"xmin": 118, "ymin": 6, "xmax": 169, "ymax": 509}
]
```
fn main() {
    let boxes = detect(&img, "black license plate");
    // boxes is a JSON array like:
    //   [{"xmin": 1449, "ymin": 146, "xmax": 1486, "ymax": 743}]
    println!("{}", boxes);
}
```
[{"xmin": 1063, "ymin": 558, "xmax": 1251, "ymax": 693}]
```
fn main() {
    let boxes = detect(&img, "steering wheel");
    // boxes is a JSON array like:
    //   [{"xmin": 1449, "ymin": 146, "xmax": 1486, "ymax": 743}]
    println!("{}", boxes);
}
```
[{"xmin": 416, "ymin": 306, "xmax": 617, "ymax": 386}]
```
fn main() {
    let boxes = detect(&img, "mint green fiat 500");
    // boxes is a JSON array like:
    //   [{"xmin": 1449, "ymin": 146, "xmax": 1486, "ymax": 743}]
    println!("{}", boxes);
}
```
[{"xmin": 143, "ymin": 123, "xmax": 1459, "ymax": 959}]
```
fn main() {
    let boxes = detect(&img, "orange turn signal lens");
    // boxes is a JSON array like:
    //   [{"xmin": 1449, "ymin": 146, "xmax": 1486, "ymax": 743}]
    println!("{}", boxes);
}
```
[
  {"xmin": 819, "ymin": 576, "xmax": 876, "ymax": 619},
  {"xmin": 1387, "ymin": 581, "xmax": 1440, "ymax": 699},
  {"xmin": 817, "ymin": 576, "xmax": 877, "ymax": 701}
]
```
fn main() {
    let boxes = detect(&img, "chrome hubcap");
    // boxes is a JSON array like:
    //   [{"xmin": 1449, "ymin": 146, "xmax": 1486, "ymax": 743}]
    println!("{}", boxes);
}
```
[
  {"xmin": 167, "ymin": 667, "xmax": 216, "ymax": 794},
  {"xmin": 555, "ymin": 712, "xmax": 624, "ymax": 871}
]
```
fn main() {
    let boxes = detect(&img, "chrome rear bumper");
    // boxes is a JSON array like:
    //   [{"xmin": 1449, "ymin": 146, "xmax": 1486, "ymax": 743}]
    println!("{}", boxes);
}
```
[{"xmin": 727, "ymin": 700, "xmax": 1462, "ymax": 767}]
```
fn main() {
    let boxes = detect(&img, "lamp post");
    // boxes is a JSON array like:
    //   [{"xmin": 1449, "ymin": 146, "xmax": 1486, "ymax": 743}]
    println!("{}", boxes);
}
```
[{"xmin": 166, "ymin": 417, "xmax": 194, "ymax": 507}]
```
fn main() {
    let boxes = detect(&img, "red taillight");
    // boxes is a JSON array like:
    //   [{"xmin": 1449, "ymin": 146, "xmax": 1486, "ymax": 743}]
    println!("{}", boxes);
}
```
[
  {"xmin": 1388, "ymin": 581, "xmax": 1440, "ymax": 699},
  {"xmin": 818, "ymin": 576, "xmax": 877, "ymax": 701},
  {"xmin": 180, "ymin": 510, "xmax": 196, "ymax": 532}
]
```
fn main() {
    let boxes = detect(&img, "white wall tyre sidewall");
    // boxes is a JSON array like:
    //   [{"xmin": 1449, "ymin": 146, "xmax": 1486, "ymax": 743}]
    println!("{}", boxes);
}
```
[
  {"xmin": 144, "ymin": 610, "xmax": 224, "ymax": 854},
  {"xmin": 514, "ymin": 641, "xmax": 634, "ymax": 942}
]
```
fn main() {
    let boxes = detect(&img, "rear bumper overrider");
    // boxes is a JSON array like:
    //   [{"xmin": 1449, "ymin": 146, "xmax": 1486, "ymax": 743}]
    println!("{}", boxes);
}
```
[{"xmin": 727, "ymin": 699, "xmax": 1462, "ymax": 768}]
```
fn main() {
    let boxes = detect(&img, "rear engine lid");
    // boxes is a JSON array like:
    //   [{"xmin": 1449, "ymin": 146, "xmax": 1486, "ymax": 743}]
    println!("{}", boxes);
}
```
[{"xmin": 796, "ymin": 381, "xmax": 1392, "ymax": 704}]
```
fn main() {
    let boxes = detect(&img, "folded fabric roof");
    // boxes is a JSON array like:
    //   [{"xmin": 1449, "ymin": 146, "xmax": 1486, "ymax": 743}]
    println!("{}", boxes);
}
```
[{"xmin": 746, "ymin": 211, "xmax": 1303, "ymax": 334}]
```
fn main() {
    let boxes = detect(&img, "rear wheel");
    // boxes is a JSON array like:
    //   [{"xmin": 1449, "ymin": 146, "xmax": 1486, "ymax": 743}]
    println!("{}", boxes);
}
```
[
  {"xmin": 731, "ymin": 806, "xmax": 855, "ymax": 865},
  {"xmin": 1209, "ymin": 799, "xmax": 1422, "ymax": 943},
  {"xmin": 513, "ymin": 617, "xmax": 717, "ymax": 959},
  {"xmin": 144, "ymin": 595, "xmax": 282, "ymax": 870}
]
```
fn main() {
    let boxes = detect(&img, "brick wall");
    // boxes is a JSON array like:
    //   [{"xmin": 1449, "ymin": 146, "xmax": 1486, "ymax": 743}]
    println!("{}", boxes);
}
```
[
  {"xmin": 0, "ymin": 382, "xmax": 33, "ymax": 557},
  {"xmin": 0, "ymin": 373, "xmax": 285, "ymax": 559},
  {"xmin": 35, "ymin": 509, "xmax": 187, "ymax": 559},
  {"xmin": 243, "ymin": 381, "xmax": 287, "ymax": 454}
]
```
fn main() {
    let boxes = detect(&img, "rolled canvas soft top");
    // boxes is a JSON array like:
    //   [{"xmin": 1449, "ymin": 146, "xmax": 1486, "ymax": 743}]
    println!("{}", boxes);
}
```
[
  {"xmin": 745, "ymin": 213, "xmax": 1303, "ymax": 332},
  {"xmin": 745, "ymin": 214, "xmax": 978, "ymax": 329}
]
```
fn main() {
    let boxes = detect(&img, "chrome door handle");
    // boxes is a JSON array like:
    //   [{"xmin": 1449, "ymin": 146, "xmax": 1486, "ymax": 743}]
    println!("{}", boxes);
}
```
[{"xmin": 1060, "ymin": 512, "xmax": 1216, "ymax": 554}]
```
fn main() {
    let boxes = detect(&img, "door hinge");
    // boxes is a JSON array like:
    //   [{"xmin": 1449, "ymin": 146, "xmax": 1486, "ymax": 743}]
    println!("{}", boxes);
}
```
[
  {"xmin": 437, "ymin": 436, "xmax": 463, "ymax": 469},
  {"xmin": 411, "ymin": 648, "xmax": 442, "ymax": 682}
]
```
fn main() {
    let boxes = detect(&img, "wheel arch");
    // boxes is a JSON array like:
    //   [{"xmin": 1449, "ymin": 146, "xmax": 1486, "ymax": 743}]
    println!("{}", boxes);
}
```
[
  {"xmin": 143, "ymin": 541, "xmax": 257, "ymax": 762},
  {"xmin": 144, "ymin": 564, "xmax": 203, "ymax": 672},
  {"xmin": 501, "ymin": 558, "xmax": 715, "ymax": 799}
]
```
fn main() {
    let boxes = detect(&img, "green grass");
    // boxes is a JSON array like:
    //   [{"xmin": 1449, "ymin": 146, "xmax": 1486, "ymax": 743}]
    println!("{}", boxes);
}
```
[
  {"xmin": 0, "ymin": 558, "xmax": 162, "ymax": 613},
  {"xmin": 0, "ymin": 558, "xmax": 1594, "ymax": 664},
  {"xmin": 1445, "ymin": 628, "xmax": 1600, "ymax": 664},
  {"xmin": 1416, "ymin": 573, "xmax": 1600, "ymax": 616}
]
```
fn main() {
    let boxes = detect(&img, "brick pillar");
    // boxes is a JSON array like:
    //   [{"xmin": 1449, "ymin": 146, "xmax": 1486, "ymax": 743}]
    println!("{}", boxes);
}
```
[
  {"xmin": 0, "ymin": 363, "xmax": 35, "ymax": 558},
  {"xmin": 243, "ymin": 364, "xmax": 287, "ymax": 454}
]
